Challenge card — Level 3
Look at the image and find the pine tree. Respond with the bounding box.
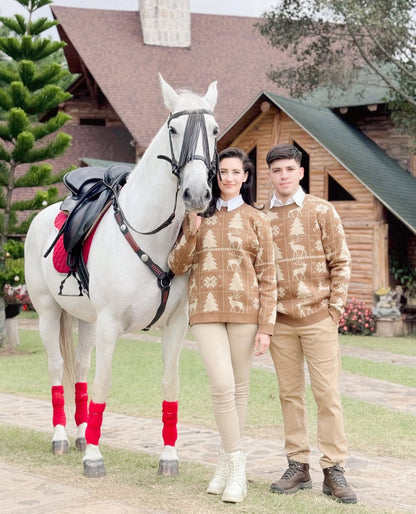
[0,0,72,346]
[202,251,217,271]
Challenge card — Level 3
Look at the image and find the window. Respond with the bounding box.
[328,174,355,201]
[80,118,106,126]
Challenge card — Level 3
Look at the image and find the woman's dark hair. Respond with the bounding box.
[204,147,260,216]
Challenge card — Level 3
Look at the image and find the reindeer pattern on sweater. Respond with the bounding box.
[168,204,277,334]
[267,195,351,327]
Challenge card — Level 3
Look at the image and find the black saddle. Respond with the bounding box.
[44,164,131,294]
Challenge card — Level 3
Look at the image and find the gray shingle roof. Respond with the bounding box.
[266,92,416,233]
[81,157,134,169]
[302,67,393,108]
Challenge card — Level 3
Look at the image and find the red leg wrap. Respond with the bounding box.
[85,400,106,446]
[75,382,88,426]
[162,400,178,446]
[51,385,66,427]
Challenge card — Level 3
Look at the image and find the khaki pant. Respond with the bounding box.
[192,322,257,453]
[270,317,348,469]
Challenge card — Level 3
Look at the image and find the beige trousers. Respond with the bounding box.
[270,317,348,469]
[192,322,257,453]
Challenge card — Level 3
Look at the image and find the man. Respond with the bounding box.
[266,143,357,504]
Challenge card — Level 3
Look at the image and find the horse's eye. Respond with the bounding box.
[213,126,219,136]
[169,126,177,135]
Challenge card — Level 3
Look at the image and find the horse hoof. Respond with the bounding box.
[83,459,106,478]
[158,459,179,476]
[52,440,69,455]
[75,437,86,452]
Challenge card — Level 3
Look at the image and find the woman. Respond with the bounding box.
[168,147,276,503]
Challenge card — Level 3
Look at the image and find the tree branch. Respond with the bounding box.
[363,26,416,83]
[347,26,416,107]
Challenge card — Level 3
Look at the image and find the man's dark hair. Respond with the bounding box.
[266,144,302,166]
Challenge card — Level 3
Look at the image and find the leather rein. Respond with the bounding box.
[112,108,217,330]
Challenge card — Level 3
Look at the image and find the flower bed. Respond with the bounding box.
[338,297,376,336]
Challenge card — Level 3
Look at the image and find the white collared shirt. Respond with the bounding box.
[270,187,305,208]
[216,195,244,212]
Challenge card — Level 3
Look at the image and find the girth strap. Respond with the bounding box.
[113,207,174,331]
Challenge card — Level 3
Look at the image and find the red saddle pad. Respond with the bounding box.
[52,211,97,273]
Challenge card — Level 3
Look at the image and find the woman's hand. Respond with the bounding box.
[187,212,202,235]
[254,332,270,356]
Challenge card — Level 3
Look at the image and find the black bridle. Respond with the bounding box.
[112,108,218,237]
[112,108,218,330]
[159,108,218,185]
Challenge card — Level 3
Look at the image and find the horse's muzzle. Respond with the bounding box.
[182,187,211,213]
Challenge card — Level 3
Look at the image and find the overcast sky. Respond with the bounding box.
[0,0,277,19]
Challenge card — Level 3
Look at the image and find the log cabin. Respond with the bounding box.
[14,2,416,313]
[218,92,416,308]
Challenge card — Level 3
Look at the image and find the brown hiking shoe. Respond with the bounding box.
[323,465,357,503]
[270,459,312,494]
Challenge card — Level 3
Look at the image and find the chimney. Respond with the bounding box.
[139,0,191,48]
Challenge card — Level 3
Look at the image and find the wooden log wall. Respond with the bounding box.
[62,98,122,127]
[228,105,388,306]
[355,113,416,177]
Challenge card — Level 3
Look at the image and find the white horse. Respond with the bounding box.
[24,75,218,478]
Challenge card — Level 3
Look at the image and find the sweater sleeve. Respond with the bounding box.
[254,213,277,334]
[319,204,351,322]
[168,214,198,275]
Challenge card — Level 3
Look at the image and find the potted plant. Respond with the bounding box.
[389,255,416,306]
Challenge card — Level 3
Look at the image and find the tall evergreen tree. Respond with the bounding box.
[0,0,72,346]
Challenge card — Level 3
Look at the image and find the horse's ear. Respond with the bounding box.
[204,81,218,110]
[159,73,179,112]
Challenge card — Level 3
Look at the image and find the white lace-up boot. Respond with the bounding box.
[207,446,229,494]
[222,451,247,503]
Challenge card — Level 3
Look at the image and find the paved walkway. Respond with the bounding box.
[1,320,416,512]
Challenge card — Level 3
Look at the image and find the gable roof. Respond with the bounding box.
[302,67,393,108]
[51,6,289,148]
[219,92,416,234]
[80,157,135,169]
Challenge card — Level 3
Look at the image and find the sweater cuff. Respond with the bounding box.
[328,307,341,325]
[258,323,274,336]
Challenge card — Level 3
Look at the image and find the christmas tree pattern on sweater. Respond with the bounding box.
[168,204,277,334]
[267,195,350,326]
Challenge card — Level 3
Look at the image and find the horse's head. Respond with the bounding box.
[159,74,219,213]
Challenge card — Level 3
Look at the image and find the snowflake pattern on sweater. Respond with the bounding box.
[267,195,351,327]
[168,204,277,334]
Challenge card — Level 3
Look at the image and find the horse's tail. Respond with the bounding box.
[60,310,76,422]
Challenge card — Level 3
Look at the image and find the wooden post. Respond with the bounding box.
[5,317,19,349]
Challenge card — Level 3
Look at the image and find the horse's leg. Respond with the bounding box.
[82,315,120,478]
[38,309,70,455]
[158,307,189,475]
[73,320,96,452]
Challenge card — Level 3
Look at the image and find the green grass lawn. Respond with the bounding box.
[1,327,415,461]
[0,322,414,513]
[0,424,391,514]
[339,333,416,355]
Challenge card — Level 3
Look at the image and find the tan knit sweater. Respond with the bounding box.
[267,195,351,327]
[168,204,277,334]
